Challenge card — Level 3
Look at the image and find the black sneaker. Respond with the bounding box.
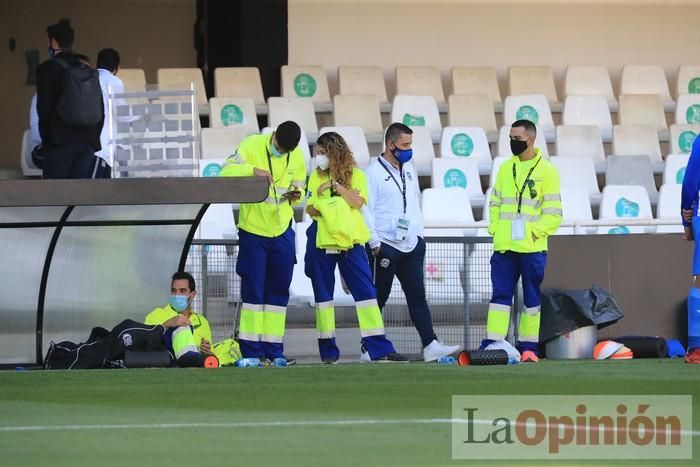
[374,352,410,363]
[322,357,339,365]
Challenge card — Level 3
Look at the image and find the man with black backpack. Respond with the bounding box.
[36,20,104,179]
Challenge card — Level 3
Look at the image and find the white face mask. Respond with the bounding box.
[316,154,330,171]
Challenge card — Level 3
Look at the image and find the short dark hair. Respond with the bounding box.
[511,119,538,137]
[171,271,196,291]
[275,121,301,152]
[47,20,74,49]
[385,122,413,145]
[97,48,120,72]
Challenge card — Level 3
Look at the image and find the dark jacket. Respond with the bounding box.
[36,51,103,150]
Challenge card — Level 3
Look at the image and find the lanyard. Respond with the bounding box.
[379,157,407,214]
[512,156,541,214]
[266,146,290,204]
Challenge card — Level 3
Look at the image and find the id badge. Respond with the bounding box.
[511,214,525,241]
[395,216,410,241]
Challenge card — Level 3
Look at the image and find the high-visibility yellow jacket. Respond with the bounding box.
[219,133,306,237]
[144,305,212,346]
[488,148,562,253]
[307,167,370,249]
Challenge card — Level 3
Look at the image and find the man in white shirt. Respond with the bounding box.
[364,123,461,362]
[94,48,124,178]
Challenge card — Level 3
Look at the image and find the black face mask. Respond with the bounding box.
[510,139,529,156]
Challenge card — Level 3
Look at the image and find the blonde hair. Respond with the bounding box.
[316,132,355,186]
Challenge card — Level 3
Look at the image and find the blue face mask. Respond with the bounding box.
[270,142,285,158]
[169,294,190,313]
[392,145,413,164]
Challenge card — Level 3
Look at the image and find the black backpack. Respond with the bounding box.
[54,56,103,127]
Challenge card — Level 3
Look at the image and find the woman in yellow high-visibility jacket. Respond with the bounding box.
[305,132,407,363]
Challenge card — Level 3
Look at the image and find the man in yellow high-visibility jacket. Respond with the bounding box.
[220,121,306,365]
[481,119,562,362]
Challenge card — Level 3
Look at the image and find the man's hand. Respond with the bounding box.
[372,246,381,257]
[163,314,191,328]
[199,338,212,355]
[683,208,694,224]
[282,190,302,202]
[253,168,273,183]
[684,225,694,241]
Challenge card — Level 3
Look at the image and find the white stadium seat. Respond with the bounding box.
[440,126,492,175]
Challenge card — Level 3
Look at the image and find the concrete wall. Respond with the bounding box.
[288,0,700,97]
[544,235,692,342]
[0,0,196,169]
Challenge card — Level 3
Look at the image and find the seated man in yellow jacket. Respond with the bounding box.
[145,271,240,366]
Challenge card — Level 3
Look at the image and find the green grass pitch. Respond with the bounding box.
[0,360,698,466]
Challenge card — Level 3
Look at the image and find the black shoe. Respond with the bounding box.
[374,352,410,363]
[322,357,339,364]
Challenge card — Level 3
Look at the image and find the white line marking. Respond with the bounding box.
[1,418,699,436]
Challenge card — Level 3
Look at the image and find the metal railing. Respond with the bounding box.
[185,236,499,354]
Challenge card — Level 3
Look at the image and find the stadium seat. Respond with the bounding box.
[676,65,700,97]
[281,65,331,111]
[620,65,673,107]
[618,94,668,132]
[564,66,616,109]
[267,96,319,143]
[669,124,700,154]
[431,158,485,207]
[157,67,208,107]
[261,126,312,174]
[450,66,501,105]
[198,157,238,237]
[118,68,146,90]
[488,156,509,188]
[675,94,700,125]
[395,66,445,104]
[598,184,653,234]
[605,155,659,203]
[502,94,555,142]
[391,95,442,142]
[213,67,266,106]
[447,94,498,137]
[497,126,549,158]
[332,94,384,142]
[337,66,389,106]
[555,125,606,168]
[20,129,41,177]
[209,97,259,133]
[656,184,684,233]
[318,126,371,168]
[550,157,601,206]
[561,95,613,142]
[662,153,690,185]
[401,126,435,176]
[440,126,492,175]
[559,187,594,235]
[422,187,475,222]
[200,127,251,159]
[612,124,664,167]
[507,66,559,104]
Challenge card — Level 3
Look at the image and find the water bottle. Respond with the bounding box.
[436,355,456,365]
[271,357,288,367]
[234,357,262,368]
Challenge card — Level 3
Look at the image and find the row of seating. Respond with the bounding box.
[202,92,700,145]
[122,64,700,110]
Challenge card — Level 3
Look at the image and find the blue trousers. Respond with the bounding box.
[236,227,295,359]
[304,222,395,360]
[486,251,547,354]
[367,238,437,348]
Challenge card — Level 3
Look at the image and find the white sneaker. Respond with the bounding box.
[360,350,372,363]
[423,339,462,362]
